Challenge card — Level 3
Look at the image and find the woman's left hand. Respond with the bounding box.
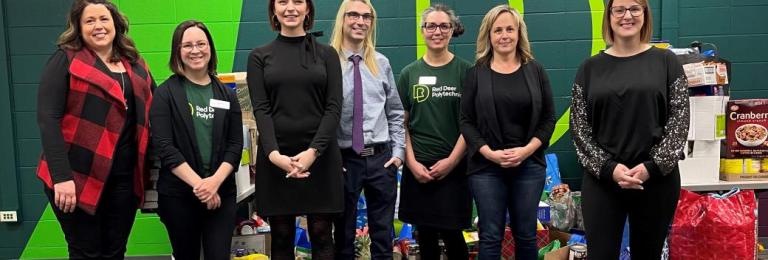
[429,157,458,180]
[504,146,534,166]
[194,175,223,202]
[287,148,317,178]
[626,164,651,183]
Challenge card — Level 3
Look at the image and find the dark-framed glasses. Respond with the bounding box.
[610,5,644,18]
[422,23,452,33]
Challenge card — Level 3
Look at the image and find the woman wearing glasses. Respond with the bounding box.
[150,20,243,259]
[397,4,472,260]
[570,0,688,258]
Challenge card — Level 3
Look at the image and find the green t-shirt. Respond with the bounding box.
[397,56,472,162]
[184,79,214,176]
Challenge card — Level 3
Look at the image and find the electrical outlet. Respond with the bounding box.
[0,211,18,222]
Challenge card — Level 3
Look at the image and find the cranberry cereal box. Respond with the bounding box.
[727,99,768,158]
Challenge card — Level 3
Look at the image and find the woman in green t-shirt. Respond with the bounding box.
[397,4,473,259]
[149,20,243,259]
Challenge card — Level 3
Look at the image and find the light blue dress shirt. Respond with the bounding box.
[337,48,405,160]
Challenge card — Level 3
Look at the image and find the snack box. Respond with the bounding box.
[726,99,768,158]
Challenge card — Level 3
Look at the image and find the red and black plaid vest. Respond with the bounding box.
[36,48,153,215]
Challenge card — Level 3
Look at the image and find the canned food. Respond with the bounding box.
[746,158,762,174]
[569,243,587,260]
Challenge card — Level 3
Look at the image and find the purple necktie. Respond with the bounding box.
[350,55,364,154]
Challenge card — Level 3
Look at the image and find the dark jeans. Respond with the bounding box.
[417,226,468,260]
[468,159,545,260]
[157,193,236,260]
[582,169,680,260]
[45,174,138,260]
[334,146,397,260]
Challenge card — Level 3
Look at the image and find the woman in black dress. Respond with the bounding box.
[570,0,689,259]
[247,0,343,259]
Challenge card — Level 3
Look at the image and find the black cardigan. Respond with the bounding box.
[150,74,243,197]
[460,60,556,174]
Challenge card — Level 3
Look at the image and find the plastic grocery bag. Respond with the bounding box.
[537,240,560,260]
[669,188,756,260]
[544,153,562,192]
[547,191,575,231]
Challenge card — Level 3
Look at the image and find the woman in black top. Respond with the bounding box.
[150,20,243,260]
[460,5,555,260]
[247,0,343,259]
[36,0,155,258]
[570,0,689,259]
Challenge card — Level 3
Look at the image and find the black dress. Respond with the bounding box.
[247,34,344,216]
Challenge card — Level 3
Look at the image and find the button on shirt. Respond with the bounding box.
[338,49,405,160]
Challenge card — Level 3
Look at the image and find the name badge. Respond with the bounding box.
[418,76,437,85]
[210,99,230,110]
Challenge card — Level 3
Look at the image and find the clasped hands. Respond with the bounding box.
[612,163,650,190]
[485,146,534,168]
[269,149,317,179]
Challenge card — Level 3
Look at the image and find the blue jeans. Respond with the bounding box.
[468,159,546,260]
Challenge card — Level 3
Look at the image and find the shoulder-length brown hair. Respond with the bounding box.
[57,0,139,63]
[169,20,218,76]
[475,5,534,66]
[268,0,315,31]
[603,0,653,45]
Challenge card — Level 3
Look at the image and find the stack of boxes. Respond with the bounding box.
[721,99,768,181]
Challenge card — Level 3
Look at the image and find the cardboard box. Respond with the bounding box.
[231,233,271,255]
[720,172,768,181]
[679,157,720,185]
[543,246,570,260]
[217,72,254,121]
[689,96,728,140]
[726,99,768,158]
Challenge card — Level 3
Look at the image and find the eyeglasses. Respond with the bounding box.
[180,42,209,51]
[345,12,374,22]
[610,5,644,18]
[422,23,452,33]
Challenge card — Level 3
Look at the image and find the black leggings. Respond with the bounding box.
[581,170,680,260]
[270,214,335,260]
[417,226,468,260]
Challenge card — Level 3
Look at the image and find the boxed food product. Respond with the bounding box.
[726,99,768,158]
[217,72,254,121]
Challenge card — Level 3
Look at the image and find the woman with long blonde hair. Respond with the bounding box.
[460,5,554,260]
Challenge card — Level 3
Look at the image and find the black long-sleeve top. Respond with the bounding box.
[461,60,556,174]
[570,47,689,180]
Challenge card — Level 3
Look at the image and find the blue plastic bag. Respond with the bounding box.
[544,154,562,192]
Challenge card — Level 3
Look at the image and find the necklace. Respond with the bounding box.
[119,72,128,110]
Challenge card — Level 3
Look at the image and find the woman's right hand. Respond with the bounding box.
[269,151,295,174]
[53,180,77,213]
[204,193,221,210]
[481,147,515,168]
[407,159,434,183]
[612,163,644,190]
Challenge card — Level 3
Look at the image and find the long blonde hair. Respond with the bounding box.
[475,5,533,65]
[329,0,379,76]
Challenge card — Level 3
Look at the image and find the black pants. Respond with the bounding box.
[45,174,138,260]
[582,170,680,260]
[157,193,236,260]
[417,226,468,260]
[270,214,335,260]
[335,146,397,260]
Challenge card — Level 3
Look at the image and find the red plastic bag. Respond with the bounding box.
[669,189,756,260]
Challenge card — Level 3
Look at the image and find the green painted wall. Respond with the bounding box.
[1,0,767,258]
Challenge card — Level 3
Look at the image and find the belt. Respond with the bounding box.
[342,143,389,157]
